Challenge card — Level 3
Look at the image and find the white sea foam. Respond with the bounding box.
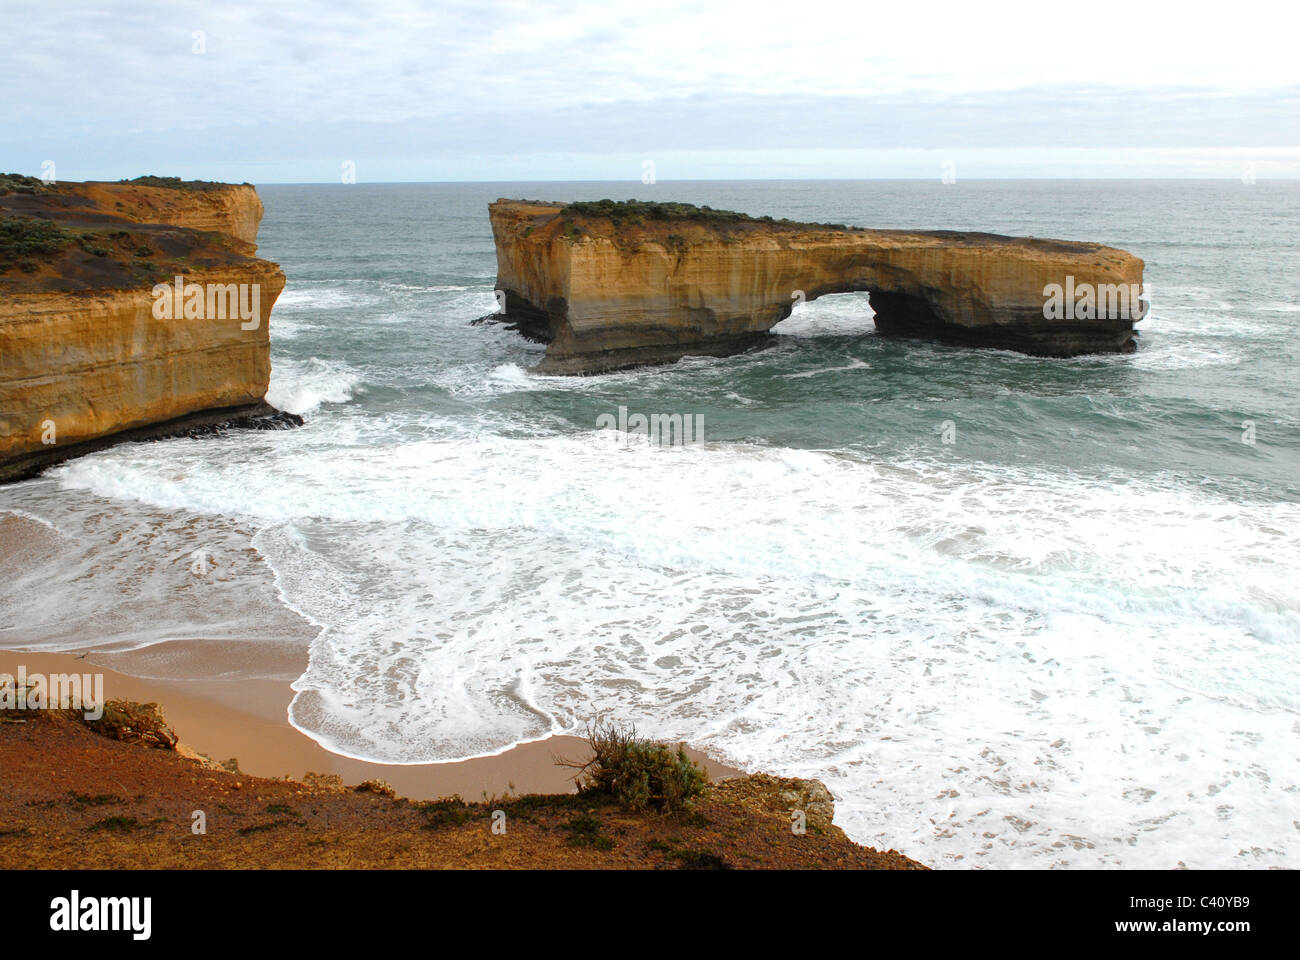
[273,285,382,311]
[7,182,1298,872]
[0,507,63,533]
[42,420,1300,869]
[774,294,876,338]
[268,316,315,340]
[782,357,872,378]
[0,491,315,669]
[266,356,362,415]
[431,361,558,398]
[1127,337,1242,370]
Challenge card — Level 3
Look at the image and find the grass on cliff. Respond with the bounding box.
[0,217,127,272]
[0,217,73,272]
[558,198,857,232]
[0,216,178,277]
[120,175,246,191]
[558,721,708,814]
[0,173,48,196]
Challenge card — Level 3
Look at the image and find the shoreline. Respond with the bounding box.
[0,690,924,869]
[0,648,744,801]
[1,518,922,868]
[0,509,745,799]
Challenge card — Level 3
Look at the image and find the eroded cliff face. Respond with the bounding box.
[489,200,1146,374]
[90,180,265,250]
[0,178,287,482]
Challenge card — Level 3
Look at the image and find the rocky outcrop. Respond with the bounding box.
[0,177,290,482]
[488,199,1146,374]
[84,700,179,751]
[85,179,265,250]
[724,774,839,833]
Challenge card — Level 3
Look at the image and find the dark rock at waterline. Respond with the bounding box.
[0,402,304,484]
[176,408,305,440]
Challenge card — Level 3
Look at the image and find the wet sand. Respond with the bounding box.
[0,648,742,799]
[0,508,742,798]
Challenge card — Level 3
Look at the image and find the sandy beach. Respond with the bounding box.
[0,648,741,801]
[1,515,921,871]
[0,508,740,798]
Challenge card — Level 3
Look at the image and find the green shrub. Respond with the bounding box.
[561,814,615,849]
[0,173,46,196]
[558,198,858,232]
[119,175,232,191]
[561,720,708,814]
[87,816,138,832]
[0,216,69,270]
[0,219,149,271]
[419,798,474,829]
[76,233,109,256]
[69,793,126,807]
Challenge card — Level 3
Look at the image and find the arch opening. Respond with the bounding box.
[772,290,875,339]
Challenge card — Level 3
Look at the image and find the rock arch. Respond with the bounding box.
[488,200,1146,375]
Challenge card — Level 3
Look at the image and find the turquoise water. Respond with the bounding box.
[2,180,1298,868]
[260,180,1300,496]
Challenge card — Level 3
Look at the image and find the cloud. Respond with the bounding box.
[2,0,1297,180]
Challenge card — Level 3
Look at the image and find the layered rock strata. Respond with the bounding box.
[487,199,1146,374]
[0,177,291,482]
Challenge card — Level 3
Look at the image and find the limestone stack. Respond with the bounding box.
[0,177,290,482]
[488,199,1146,374]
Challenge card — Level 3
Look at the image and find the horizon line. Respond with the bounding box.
[138,176,1300,186]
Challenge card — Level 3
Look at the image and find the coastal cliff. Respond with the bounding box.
[0,176,291,482]
[488,199,1146,374]
[91,178,265,250]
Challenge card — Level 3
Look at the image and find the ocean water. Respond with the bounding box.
[3,180,1299,869]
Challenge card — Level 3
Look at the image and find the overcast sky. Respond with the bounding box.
[4,0,1298,181]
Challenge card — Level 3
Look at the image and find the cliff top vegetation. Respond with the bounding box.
[553,198,861,232]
